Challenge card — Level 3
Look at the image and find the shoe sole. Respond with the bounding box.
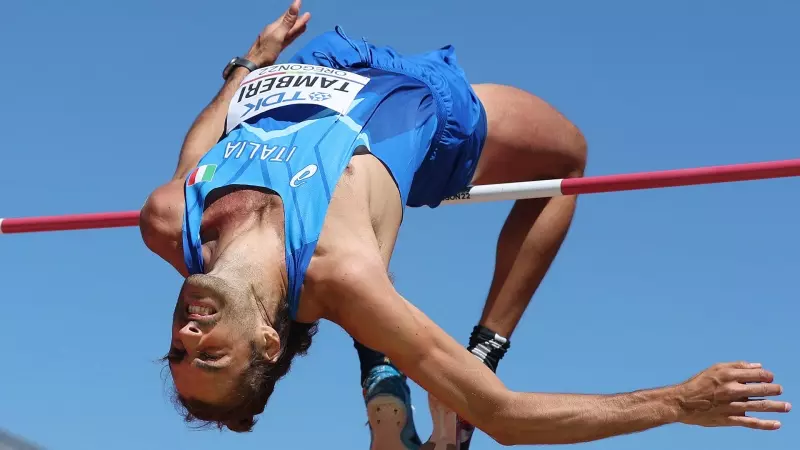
[421,395,458,450]
[367,395,414,450]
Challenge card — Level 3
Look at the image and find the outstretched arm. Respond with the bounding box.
[323,258,790,445]
[139,65,254,275]
[172,0,311,180]
[170,67,252,181]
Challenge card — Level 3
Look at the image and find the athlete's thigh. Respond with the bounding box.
[470,83,587,186]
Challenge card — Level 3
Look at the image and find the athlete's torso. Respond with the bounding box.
[193,152,402,323]
[182,63,435,318]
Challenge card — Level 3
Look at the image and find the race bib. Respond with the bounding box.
[226,63,371,134]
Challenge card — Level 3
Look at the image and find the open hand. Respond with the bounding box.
[677,361,791,430]
[244,0,311,68]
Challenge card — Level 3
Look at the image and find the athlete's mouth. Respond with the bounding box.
[186,301,218,320]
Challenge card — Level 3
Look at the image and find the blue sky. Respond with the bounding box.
[0,0,797,449]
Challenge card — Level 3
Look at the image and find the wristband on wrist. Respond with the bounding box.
[222,57,258,80]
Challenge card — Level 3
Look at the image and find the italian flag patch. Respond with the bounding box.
[187,164,217,186]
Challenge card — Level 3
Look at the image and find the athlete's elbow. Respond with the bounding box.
[482,417,517,447]
[139,183,183,256]
[489,426,539,447]
[140,194,167,245]
[478,393,551,447]
[466,392,520,446]
[484,423,533,447]
[139,199,160,249]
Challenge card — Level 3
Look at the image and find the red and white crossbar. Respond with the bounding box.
[2,158,799,235]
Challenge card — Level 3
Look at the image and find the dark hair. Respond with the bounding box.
[165,308,318,432]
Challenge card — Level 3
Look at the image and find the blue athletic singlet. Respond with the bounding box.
[182,27,488,319]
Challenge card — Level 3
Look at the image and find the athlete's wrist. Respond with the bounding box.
[243,51,276,70]
[645,385,684,425]
[223,66,252,86]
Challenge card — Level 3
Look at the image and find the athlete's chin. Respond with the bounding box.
[180,274,237,309]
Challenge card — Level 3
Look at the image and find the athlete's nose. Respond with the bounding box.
[178,323,203,350]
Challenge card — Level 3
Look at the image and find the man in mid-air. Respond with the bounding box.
[139,1,790,448]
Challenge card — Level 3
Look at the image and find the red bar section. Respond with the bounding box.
[561,158,800,195]
[0,211,140,234]
[3,158,800,235]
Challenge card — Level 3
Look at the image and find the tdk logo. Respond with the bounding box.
[242,91,332,116]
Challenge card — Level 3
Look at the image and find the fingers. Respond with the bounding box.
[717,363,780,399]
[284,20,309,47]
[724,368,774,383]
[723,399,790,430]
[725,415,782,430]
[280,0,301,28]
[721,361,762,370]
[734,382,784,398]
[729,400,792,414]
[288,12,311,38]
[295,11,311,29]
[276,0,309,45]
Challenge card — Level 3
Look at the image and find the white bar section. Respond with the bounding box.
[440,179,564,205]
[0,218,4,234]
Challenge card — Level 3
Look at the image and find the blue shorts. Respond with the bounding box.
[287,26,488,208]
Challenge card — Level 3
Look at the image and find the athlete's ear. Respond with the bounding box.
[258,324,281,362]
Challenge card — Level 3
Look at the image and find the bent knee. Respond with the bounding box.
[559,124,587,178]
[473,83,587,181]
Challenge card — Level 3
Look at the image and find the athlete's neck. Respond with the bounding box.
[202,191,288,321]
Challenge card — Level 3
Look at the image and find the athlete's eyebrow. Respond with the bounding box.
[192,359,229,372]
[166,344,230,372]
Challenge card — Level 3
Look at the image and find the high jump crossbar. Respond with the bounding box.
[1,158,799,235]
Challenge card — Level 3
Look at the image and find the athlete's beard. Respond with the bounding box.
[189,227,286,329]
[172,278,235,343]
